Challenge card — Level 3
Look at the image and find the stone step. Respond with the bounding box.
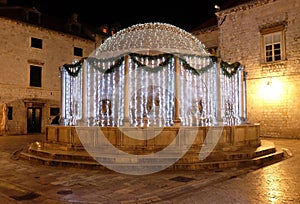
[252,150,285,166]
[21,140,280,167]
[25,142,276,163]
[19,148,285,172]
[19,139,285,171]
[26,148,96,162]
[180,146,276,163]
[24,148,275,165]
[172,150,285,170]
[19,152,103,170]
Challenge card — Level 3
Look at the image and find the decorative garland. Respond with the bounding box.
[103,56,124,74]
[178,58,200,75]
[62,57,86,77]
[61,53,241,78]
[130,53,173,66]
[220,61,241,78]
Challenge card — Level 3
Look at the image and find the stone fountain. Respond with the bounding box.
[20,23,284,175]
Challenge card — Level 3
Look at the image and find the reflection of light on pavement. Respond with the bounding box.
[261,168,283,203]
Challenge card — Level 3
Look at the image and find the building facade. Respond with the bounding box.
[192,0,300,138]
[0,4,107,135]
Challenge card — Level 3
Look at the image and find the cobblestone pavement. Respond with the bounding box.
[0,134,299,204]
[159,138,300,204]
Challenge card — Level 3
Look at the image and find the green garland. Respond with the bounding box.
[178,58,200,75]
[129,53,173,73]
[61,53,240,78]
[104,56,125,74]
[86,55,125,74]
[220,61,241,78]
[62,57,86,77]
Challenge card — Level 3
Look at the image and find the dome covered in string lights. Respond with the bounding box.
[61,22,245,128]
[94,22,210,58]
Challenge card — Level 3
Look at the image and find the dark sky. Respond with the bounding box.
[8,0,225,31]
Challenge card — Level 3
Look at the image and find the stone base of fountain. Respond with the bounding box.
[19,124,285,171]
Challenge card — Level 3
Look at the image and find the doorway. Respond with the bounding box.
[27,107,41,133]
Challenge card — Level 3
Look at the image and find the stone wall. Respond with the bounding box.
[0,17,98,135]
[216,0,300,138]
[192,26,219,53]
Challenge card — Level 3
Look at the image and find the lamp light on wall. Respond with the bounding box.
[214,5,220,12]
[261,77,284,102]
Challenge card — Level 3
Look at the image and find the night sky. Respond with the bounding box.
[8,0,226,31]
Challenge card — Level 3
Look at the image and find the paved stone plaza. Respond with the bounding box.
[0,134,299,203]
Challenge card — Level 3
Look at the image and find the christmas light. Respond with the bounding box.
[61,22,245,127]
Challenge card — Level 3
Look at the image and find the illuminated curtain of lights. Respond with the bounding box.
[60,66,82,126]
[60,23,246,127]
[220,67,244,125]
[60,59,244,127]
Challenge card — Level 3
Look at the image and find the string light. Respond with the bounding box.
[96,22,210,59]
[61,22,245,127]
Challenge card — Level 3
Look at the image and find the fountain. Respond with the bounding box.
[21,23,283,175]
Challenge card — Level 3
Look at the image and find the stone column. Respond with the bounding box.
[237,67,243,122]
[216,58,222,125]
[60,67,67,125]
[242,70,248,123]
[81,60,88,126]
[174,56,181,126]
[122,55,130,126]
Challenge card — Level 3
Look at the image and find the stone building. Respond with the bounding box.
[0,1,110,135]
[192,0,300,138]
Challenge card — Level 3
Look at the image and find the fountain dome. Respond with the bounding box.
[95,22,210,58]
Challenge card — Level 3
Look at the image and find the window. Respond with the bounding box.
[74,47,83,57]
[260,24,285,63]
[8,106,13,120]
[50,108,60,116]
[30,65,42,87]
[264,32,282,62]
[31,37,43,49]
